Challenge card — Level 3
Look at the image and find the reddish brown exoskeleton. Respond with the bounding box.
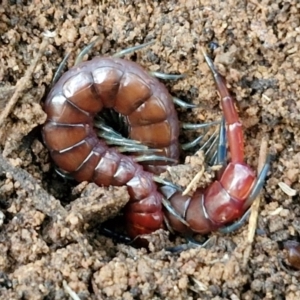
[42,42,269,239]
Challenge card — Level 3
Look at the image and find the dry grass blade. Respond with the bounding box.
[243,137,269,268]
[182,166,205,196]
[63,280,81,300]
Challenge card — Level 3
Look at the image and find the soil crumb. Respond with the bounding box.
[1,0,300,299]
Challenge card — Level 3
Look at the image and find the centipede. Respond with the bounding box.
[42,41,270,240]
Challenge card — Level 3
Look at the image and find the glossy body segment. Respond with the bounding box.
[43,48,268,240]
[43,57,180,237]
[163,51,265,235]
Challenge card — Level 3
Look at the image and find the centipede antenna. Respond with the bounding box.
[217,116,227,166]
[113,41,155,58]
[181,134,206,151]
[150,72,185,81]
[172,97,197,108]
[162,198,190,227]
[52,51,71,85]
[218,208,251,234]
[153,176,183,191]
[181,120,220,130]
[242,154,271,210]
[134,154,177,164]
[75,37,101,65]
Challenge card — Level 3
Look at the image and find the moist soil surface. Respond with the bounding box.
[0,1,300,299]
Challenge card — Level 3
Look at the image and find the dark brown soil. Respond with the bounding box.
[0,0,300,299]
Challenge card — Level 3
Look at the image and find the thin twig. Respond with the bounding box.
[182,166,205,196]
[243,137,269,268]
[63,280,81,300]
[0,35,50,142]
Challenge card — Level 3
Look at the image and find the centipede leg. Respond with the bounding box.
[94,117,151,150]
[52,38,101,85]
[242,155,271,209]
[181,128,210,151]
[94,116,180,161]
[200,128,220,164]
[75,38,154,66]
[150,72,185,81]
[75,37,102,65]
[183,117,220,174]
[149,58,196,110]
[218,208,251,234]
[216,117,227,167]
[153,176,182,192]
[134,154,177,164]
[112,41,155,58]
[149,71,194,109]
[95,113,179,164]
[52,52,71,85]
[181,120,220,152]
[172,97,197,108]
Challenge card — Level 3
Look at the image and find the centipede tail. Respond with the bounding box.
[162,49,268,235]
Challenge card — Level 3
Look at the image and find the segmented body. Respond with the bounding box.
[43,51,263,239]
[42,57,180,237]
[162,54,258,235]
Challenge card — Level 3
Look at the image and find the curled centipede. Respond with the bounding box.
[42,41,270,240]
